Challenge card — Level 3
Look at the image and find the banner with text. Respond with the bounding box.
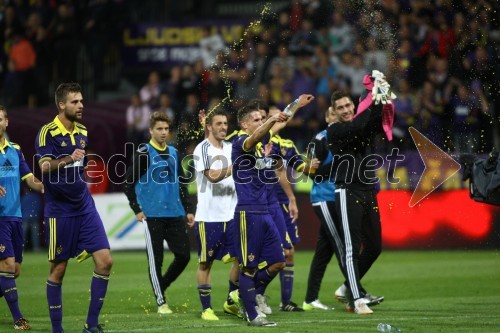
[122,19,248,66]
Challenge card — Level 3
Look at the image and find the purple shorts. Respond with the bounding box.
[280,203,300,244]
[234,210,285,268]
[269,204,292,249]
[45,210,110,261]
[195,220,236,263]
[0,221,24,263]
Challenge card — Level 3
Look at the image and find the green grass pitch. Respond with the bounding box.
[1,250,499,332]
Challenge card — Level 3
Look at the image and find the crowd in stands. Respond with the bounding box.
[0,0,128,107]
[0,0,497,156]
[126,0,498,155]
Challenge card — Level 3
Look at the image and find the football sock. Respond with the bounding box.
[280,264,294,304]
[255,268,277,295]
[0,272,22,322]
[46,280,63,333]
[86,272,110,327]
[239,272,258,321]
[198,284,212,310]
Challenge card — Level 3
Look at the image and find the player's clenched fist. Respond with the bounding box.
[297,94,315,108]
[70,148,85,162]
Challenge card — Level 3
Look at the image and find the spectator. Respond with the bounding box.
[289,19,320,56]
[392,79,419,150]
[327,12,354,55]
[25,12,50,106]
[126,93,151,149]
[199,25,225,69]
[140,70,162,109]
[156,93,176,126]
[47,2,78,81]
[4,29,36,107]
[364,39,388,74]
[450,84,481,153]
[269,43,296,81]
[419,80,445,147]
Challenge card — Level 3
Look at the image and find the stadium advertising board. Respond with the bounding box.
[93,193,149,250]
[94,189,500,251]
[122,19,248,66]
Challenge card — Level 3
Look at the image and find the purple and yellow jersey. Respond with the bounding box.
[0,140,33,222]
[231,131,276,211]
[35,116,95,217]
[225,129,245,144]
[270,135,306,204]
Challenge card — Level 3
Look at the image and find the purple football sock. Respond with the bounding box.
[0,272,22,322]
[86,272,109,328]
[255,268,277,295]
[198,284,212,310]
[280,264,294,304]
[46,280,63,333]
[239,272,258,321]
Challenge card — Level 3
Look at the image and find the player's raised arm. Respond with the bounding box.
[244,112,289,151]
[271,94,315,134]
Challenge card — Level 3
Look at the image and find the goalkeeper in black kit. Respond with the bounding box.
[326,71,396,314]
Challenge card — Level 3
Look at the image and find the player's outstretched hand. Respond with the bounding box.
[297,94,315,108]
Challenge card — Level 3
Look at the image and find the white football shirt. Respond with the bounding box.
[193,138,236,222]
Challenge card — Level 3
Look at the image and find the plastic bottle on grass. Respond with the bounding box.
[377,323,401,333]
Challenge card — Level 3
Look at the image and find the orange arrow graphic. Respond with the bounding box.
[408,127,461,207]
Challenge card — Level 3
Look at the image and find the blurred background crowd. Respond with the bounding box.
[1,0,498,155]
[1,0,498,251]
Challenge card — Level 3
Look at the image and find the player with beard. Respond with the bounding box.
[35,83,113,333]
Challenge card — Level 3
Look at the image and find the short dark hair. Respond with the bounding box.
[330,90,351,106]
[0,105,7,118]
[149,111,171,129]
[237,104,258,125]
[55,83,82,109]
[246,99,269,115]
[206,109,227,126]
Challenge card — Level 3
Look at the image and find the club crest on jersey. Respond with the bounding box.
[248,253,255,262]
[61,141,67,147]
[281,147,287,156]
[57,245,63,254]
[208,249,214,257]
[80,138,86,148]
[0,244,5,253]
